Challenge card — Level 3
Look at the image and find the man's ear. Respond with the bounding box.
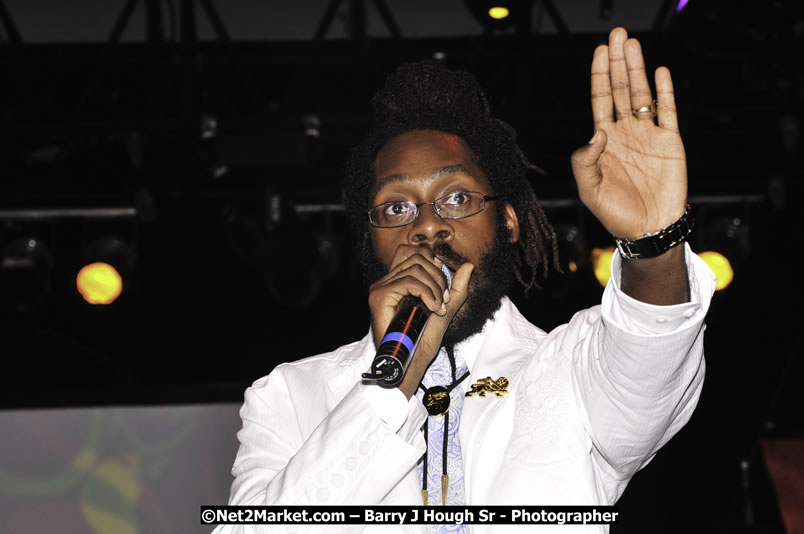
[504,203,520,243]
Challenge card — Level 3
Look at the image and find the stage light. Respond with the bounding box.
[76,262,123,305]
[77,236,135,306]
[676,0,689,12]
[698,251,733,291]
[0,236,53,312]
[488,6,510,19]
[591,247,616,287]
[463,0,532,31]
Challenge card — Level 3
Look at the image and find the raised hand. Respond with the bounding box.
[571,27,687,240]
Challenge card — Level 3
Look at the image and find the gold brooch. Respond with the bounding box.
[465,376,509,397]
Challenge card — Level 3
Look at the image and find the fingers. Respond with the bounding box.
[607,27,632,121]
[395,261,474,399]
[416,262,474,345]
[368,244,473,356]
[371,246,449,315]
[591,44,613,127]
[446,262,474,303]
[387,245,446,286]
[388,245,449,301]
[655,66,679,132]
[595,28,661,124]
[570,129,607,202]
[624,38,653,121]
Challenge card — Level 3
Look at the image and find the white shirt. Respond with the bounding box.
[215,244,716,533]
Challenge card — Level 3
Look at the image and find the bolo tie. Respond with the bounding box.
[418,346,470,506]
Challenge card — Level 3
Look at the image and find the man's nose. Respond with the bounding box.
[407,203,453,245]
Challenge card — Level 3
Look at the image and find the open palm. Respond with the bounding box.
[571,28,687,240]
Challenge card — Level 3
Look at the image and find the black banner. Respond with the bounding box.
[201,505,619,526]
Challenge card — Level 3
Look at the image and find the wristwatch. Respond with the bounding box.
[614,204,694,259]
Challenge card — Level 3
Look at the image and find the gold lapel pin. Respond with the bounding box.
[466,376,509,397]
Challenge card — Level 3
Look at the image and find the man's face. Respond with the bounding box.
[363,129,520,348]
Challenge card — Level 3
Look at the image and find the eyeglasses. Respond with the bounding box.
[367,191,498,228]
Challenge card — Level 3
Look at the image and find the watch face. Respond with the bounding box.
[423,386,450,416]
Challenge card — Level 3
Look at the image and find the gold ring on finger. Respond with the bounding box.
[632,99,657,118]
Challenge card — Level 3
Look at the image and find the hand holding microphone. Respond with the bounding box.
[364,245,474,398]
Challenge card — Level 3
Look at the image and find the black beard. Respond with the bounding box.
[360,215,515,350]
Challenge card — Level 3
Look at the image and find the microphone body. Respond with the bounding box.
[362,264,454,388]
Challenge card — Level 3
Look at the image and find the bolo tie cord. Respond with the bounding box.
[418,346,470,506]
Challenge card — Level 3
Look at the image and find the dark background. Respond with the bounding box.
[0,0,801,532]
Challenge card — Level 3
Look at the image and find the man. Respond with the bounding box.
[215,28,716,533]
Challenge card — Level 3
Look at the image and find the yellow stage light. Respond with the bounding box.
[76,262,123,305]
[488,6,510,19]
[591,247,615,287]
[699,251,734,290]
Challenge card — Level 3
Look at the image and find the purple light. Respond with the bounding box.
[676,0,689,12]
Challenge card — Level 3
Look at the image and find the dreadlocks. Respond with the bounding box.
[342,60,559,293]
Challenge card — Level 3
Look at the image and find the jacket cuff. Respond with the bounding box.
[361,383,428,439]
[603,242,717,335]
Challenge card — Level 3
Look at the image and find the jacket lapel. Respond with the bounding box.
[459,299,539,501]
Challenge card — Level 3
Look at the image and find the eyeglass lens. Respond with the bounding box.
[370,192,486,227]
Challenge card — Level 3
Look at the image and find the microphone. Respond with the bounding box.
[362,263,454,388]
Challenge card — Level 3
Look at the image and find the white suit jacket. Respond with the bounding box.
[216,245,716,533]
